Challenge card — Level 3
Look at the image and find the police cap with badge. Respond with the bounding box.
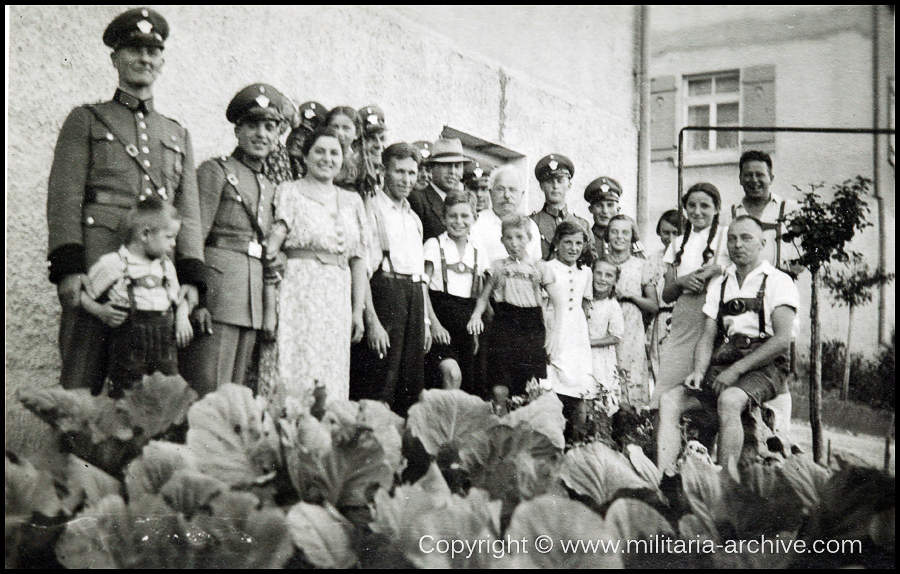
[584,176,623,205]
[534,153,574,182]
[226,84,293,125]
[412,141,433,165]
[359,105,386,137]
[463,161,492,188]
[104,7,169,50]
[297,101,327,132]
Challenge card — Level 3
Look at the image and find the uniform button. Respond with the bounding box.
[136,111,144,119]
[106,133,114,141]
[141,146,150,154]
[86,217,95,225]
[145,188,153,195]
[143,160,151,167]
[144,174,151,181]
[140,134,148,141]
[139,122,147,129]
[236,195,242,203]
[175,146,181,153]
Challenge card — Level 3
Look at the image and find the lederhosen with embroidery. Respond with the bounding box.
[691,274,790,406]
[348,198,424,416]
[425,239,482,393]
[486,260,547,396]
[106,256,178,397]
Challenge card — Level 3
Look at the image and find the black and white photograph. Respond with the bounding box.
[6,5,895,569]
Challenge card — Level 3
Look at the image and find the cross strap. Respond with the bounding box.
[83,104,167,198]
[215,157,267,244]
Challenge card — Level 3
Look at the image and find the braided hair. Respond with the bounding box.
[673,182,721,269]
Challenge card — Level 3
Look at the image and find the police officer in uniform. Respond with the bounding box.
[286,101,328,179]
[531,154,593,260]
[47,8,204,392]
[179,84,292,396]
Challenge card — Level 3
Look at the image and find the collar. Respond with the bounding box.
[114,89,154,114]
[543,203,569,219]
[232,147,264,173]
[725,259,774,284]
[592,223,607,237]
[119,245,164,266]
[428,181,448,202]
[740,192,781,211]
[377,188,411,213]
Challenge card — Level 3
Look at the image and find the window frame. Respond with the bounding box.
[682,70,742,166]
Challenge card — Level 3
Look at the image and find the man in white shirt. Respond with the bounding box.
[470,165,542,264]
[656,216,800,479]
[350,143,432,416]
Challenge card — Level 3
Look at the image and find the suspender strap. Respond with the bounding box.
[775,200,786,268]
[439,242,449,294]
[717,273,769,339]
[472,247,480,298]
[215,158,267,244]
[83,105,166,196]
[368,197,393,272]
[717,276,728,337]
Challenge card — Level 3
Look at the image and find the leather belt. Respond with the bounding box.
[376,269,426,283]
[206,236,264,259]
[722,333,767,349]
[284,248,347,268]
[87,190,136,209]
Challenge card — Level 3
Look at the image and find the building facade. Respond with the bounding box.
[648,5,895,356]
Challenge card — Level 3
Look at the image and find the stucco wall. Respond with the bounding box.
[648,9,895,355]
[6,5,637,454]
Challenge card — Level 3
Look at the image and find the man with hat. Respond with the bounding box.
[408,137,468,241]
[463,161,492,214]
[47,7,204,392]
[411,141,434,195]
[286,101,327,179]
[585,175,624,260]
[179,83,291,395]
[531,154,593,260]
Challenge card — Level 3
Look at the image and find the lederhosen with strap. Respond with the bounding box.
[348,198,424,416]
[486,259,547,396]
[426,239,482,393]
[106,255,178,396]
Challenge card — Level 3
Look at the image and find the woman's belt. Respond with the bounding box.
[206,236,264,259]
[284,248,347,268]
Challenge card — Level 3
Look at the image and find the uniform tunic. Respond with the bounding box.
[46,89,204,391]
[530,204,593,260]
[179,148,275,394]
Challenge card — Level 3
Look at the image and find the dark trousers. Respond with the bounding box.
[485,302,546,396]
[425,291,478,394]
[59,304,110,393]
[350,272,425,416]
[179,322,258,397]
[107,309,178,396]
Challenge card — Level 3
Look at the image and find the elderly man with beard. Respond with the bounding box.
[351,143,433,416]
[470,165,542,264]
[47,7,204,393]
[655,216,800,479]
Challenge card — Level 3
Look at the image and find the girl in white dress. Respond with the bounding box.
[544,222,594,439]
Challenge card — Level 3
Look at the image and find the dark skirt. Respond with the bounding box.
[485,301,546,396]
[426,290,478,393]
[108,309,177,397]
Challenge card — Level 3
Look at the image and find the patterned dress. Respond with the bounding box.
[258,179,369,413]
[614,256,656,407]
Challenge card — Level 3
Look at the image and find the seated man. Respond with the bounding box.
[656,216,800,479]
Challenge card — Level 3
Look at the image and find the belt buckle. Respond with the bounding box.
[248,241,263,259]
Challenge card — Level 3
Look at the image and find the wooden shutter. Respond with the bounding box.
[651,75,677,162]
[741,65,776,151]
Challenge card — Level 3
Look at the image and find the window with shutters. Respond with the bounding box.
[684,71,741,154]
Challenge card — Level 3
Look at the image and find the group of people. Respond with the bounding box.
[47,8,802,476]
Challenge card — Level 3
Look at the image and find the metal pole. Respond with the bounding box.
[677,129,684,231]
[872,5,886,346]
[636,5,651,241]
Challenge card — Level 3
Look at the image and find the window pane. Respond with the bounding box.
[688,78,712,96]
[715,75,740,93]
[717,102,739,125]
[688,105,710,150]
[717,131,738,149]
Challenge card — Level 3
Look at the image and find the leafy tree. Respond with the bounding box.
[822,257,894,400]
[783,176,873,464]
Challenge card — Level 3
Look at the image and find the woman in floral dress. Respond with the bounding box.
[259,127,369,413]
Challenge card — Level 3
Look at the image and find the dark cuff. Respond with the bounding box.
[48,244,87,284]
[175,258,207,295]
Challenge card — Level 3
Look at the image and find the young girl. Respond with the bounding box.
[80,197,194,397]
[605,215,658,407]
[652,183,729,407]
[468,215,556,408]
[588,260,625,409]
[647,210,681,390]
[544,221,594,438]
[424,191,489,393]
